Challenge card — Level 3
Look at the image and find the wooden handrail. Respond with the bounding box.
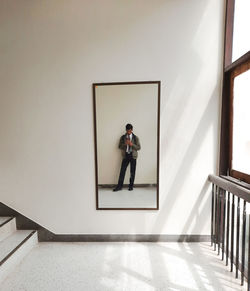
[208,175,250,203]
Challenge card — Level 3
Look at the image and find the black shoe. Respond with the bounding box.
[128,186,133,191]
[113,187,122,192]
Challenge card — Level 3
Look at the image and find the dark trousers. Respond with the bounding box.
[117,153,136,188]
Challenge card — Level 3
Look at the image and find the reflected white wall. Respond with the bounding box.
[95,84,158,184]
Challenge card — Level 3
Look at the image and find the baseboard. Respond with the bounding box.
[98,184,157,188]
[38,232,211,242]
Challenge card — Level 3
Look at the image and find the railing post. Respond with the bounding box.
[215,185,218,251]
[218,188,222,256]
[248,214,250,291]
[211,183,215,247]
[241,200,246,286]
[231,194,235,272]
[226,192,230,266]
[222,190,226,261]
[236,197,240,278]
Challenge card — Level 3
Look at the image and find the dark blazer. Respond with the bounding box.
[118,133,141,159]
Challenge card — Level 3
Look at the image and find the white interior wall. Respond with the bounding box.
[0,0,224,234]
[95,84,158,184]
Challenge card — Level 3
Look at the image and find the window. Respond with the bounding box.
[230,61,250,182]
[220,0,250,183]
[232,0,250,61]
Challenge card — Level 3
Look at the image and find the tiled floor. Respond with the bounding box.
[1,242,247,291]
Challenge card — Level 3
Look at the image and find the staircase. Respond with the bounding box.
[0,216,38,283]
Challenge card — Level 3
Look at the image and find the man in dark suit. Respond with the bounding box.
[113,124,141,191]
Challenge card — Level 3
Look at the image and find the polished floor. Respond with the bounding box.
[1,242,247,290]
[98,187,157,208]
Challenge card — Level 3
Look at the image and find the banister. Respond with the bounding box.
[208,174,250,202]
[209,174,250,288]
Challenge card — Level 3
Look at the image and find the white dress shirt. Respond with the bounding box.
[126,133,132,153]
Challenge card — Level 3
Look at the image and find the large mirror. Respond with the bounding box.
[93,81,160,210]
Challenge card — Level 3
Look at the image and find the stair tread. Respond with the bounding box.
[0,217,12,225]
[0,230,35,262]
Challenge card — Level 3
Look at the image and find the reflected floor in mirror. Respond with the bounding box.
[98,186,157,208]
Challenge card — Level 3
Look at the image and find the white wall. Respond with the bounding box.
[0,0,224,235]
[95,83,158,184]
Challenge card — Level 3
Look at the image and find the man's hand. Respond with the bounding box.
[125,139,133,146]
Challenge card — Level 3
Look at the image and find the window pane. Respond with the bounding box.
[232,69,250,174]
[232,0,250,62]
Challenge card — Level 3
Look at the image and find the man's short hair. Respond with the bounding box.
[126,123,133,130]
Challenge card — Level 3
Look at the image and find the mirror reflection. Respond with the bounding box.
[93,81,160,209]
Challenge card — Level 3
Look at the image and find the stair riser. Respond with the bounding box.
[0,219,16,242]
[0,231,38,283]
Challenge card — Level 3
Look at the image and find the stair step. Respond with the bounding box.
[0,230,38,283]
[0,217,16,242]
[0,217,13,227]
[0,230,36,263]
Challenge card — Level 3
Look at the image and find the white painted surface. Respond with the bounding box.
[0,218,16,242]
[0,0,224,234]
[1,242,246,290]
[0,231,38,284]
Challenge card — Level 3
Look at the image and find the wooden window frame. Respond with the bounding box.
[229,57,250,183]
[219,0,250,184]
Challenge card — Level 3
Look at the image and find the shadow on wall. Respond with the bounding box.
[148,0,223,234]
[156,87,220,234]
[120,0,223,234]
